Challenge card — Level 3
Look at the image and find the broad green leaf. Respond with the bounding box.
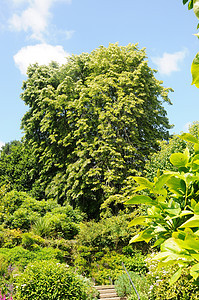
[152,251,170,260]
[180,215,199,228]
[178,133,199,144]
[194,203,199,214]
[180,210,194,217]
[175,237,199,251]
[191,198,197,209]
[167,176,186,196]
[183,0,189,4]
[165,208,181,216]
[188,0,193,10]
[153,238,165,247]
[129,232,152,243]
[191,53,199,88]
[130,228,154,243]
[190,263,199,280]
[128,216,150,227]
[170,153,188,168]
[132,177,153,190]
[194,143,199,153]
[154,173,172,192]
[190,154,199,171]
[161,238,187,254]
[125,195,155,206]
[169,268,182,285]
[191,253,199,261]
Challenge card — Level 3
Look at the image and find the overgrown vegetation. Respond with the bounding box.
[2,41,199,299]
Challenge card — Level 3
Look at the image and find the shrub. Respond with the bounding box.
[0,191,83,235]
[115,271,149,300]
[74,249,147,285]
[14,260,97,300]
[0,228,22,248]
[0,246,65,270]
[76,214,138,250]
[146,254,199,300]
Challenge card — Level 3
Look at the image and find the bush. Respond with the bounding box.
[0,228,22,248]
[76,214,138,250]
[146,254,199,300]
[115,271,149,300]
[0,246,65,270]
[14,260,97,300]
[0,191,83,235]
[74,249,147,285]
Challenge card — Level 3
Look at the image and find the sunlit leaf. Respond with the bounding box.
[170,152,189,168]
[178,133,199,144]
[191,53,199,88]
[180,215,199,228]
[190,263,199,280]
[125,195,155,205]
[132,177,154,189]
[128,216,150,227]
[169,268,182,285]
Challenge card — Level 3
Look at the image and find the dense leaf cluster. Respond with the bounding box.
[18,43,172,217]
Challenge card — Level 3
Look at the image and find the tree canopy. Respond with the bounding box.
[19,43,172,218]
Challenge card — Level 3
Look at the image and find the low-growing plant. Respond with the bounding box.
[0,246,65,270]
[0,228,22,248]
[115,271,149,300]
[74,249,147,285]
[146,253,199,300]
[76,213,138,250]
[14,260,97,300]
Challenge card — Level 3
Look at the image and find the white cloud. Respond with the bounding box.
[151,49,188,76]
[0,141,5,150]
[183,122,192,133]
[9,0,72,41]
[13,43,70,75]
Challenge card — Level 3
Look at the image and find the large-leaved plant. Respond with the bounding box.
[126,132,199,283]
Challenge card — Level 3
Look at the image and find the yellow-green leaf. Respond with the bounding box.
[169,268,182,285]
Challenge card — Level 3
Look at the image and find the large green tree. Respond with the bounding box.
[21,43,172,218]
[0,141,37,193]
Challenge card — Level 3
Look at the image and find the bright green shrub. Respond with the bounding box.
[115,271,149,299]
[0,190,83,238]
[74,249,147,285]
[0,228,22,248]
[0,246,65,270]
[146,255,199,300]
[21,232,46,250]
[77,214,137,250]
[42,212,79,239]
[14,260,97,300]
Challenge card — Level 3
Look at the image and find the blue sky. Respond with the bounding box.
[0,0,199,148]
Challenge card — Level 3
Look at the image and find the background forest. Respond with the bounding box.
[1,41,199,299]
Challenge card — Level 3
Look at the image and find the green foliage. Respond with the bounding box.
[74,247,147,285]
[20,43,172,217]
[0,227,22,248]
[0,246,65,270]
[0,190,83,239]
[14,260,97,300]
[0,141,37,193]
[76,214,138,250]
[127,132,199,282]
[182,0,199,87]
[145,121,199,181]
[146,254,199,299]
[115,271,149,300]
